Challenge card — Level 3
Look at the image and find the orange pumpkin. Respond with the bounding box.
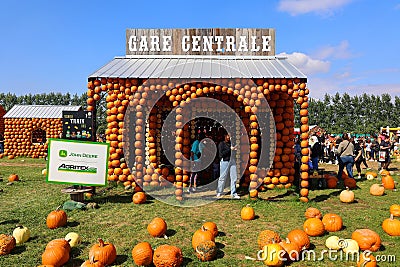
[351,229,381,252]
[257,230,281,249]
[8,174,19,182]
[241,204,255,220]
[46,207,67,229]
[357,253,377,267]
[304,207,322,219]
[369,184,385,196]
[382,175,395,189]
[81,256,105,267]
[322,213,343,232]
[192,226,215,250]
[287,229,310,249]
[147,217,167,238]
[0,234,16,255]
[153,244,183,267]
[88,238,117,266]
[201,222,218,238]
[390,204,400,217]
[382,214,400,236]
[132,192,147,204]
[132,242,153,266]
[303,218,325,236]
[279,238,300,262]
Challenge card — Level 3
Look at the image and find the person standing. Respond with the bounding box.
[188,132,205,193]
[309,135,321,173]
[354,138,370,179]
[216,133,240,199]
[378,134,391,170]
[337,133,355,180]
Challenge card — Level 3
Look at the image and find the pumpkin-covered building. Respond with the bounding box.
[0,105,5,135]
[87,28,311,202]
[3,105,81,158]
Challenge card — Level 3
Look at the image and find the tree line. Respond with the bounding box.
[1,92,399,135]
[294,93,400,134]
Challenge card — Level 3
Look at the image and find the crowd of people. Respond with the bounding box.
[295,131,400,181]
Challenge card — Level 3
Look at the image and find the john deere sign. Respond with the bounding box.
[47,139,109,186]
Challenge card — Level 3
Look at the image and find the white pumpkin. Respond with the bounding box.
[65,232,81,247]
[12,224,31,244]
[325,236,340,250]
[342,239,359,253]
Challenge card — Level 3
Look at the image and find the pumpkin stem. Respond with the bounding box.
[390,214,394,220]
[56,205,62,211]
[90,255,97,264]
[15,224,23,229]
[345,186,350,191]
[163,234,168,239]
[98,238,105,247]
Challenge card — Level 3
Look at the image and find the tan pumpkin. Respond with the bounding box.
[0,234,16,255]
[351,229,381,252]
[257,230,281,249]
[241,204,255,220]
[340,187,355,203]
[390,204,400,217]
[88,238,117,266]
[147,217,167,238]
[369,184,385,196]
[195,240,217,262]
[261,243,284,267]
[132,242,153,266]
[46,207,67,229]
[382,214,400,236]
[201,222,218,238]
[304,207,322,219]
[192,226,215,250]
[153,244,183,267]
[303,218,325,236]
[322,213,343,232]
[365,171,377,180]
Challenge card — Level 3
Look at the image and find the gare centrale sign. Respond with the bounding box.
[126,28,275,56]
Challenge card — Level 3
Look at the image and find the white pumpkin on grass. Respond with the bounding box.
[342,239,359,254]
[325,236,340,250]
[65,232,81,247]
[12,224,30,244]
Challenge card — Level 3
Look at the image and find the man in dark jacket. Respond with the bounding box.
[216,133,240,199]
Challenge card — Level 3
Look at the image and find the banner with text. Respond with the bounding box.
[47,139,109,186]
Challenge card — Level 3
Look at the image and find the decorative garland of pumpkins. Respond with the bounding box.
[87,77,309,201]
[3,117,62,158]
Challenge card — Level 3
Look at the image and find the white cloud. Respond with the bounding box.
[313,40,353,60]
[278,52,331,75]
[278,0,354,16]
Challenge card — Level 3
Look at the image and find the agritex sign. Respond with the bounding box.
[126,28,275,56]
[46,139,109,186]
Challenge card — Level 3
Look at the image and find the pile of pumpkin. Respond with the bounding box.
[324,172,358,189]
[242,205,400,266]
[3,117,62,158]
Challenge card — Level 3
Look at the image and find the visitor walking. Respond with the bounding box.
[378,134,391,170]
[354,138,370,179]
[216,133,240,199]
[336,133,355,180]
[188,132,205,193]
[309,135,321,172]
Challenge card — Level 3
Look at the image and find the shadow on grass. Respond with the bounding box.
[67,221,80,227]
[216,241,225,249]
[183,257,193,265]
[115,255,129,265]
[217,231,226,237]
[95,194,134,204]
[264,190,297,201]
[215,248,225,260]
[0,219,19,225]
[11,245,26,254]
[310,190,342,202]
[166,229,177,237]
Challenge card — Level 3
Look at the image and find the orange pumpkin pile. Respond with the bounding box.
[3,117,62,158]
[0,105,5,136]
[87,77,309,201]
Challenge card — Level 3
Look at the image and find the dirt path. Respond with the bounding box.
[0,162,46,167]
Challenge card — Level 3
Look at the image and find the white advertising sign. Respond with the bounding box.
[46,139,110,186]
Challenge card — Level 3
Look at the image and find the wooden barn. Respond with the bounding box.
[3,105,81,158]
[87,28,311,202]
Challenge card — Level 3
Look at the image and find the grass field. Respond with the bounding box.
[0,157,399,267]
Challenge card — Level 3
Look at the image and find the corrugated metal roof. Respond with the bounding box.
[89,56,307,80]
[4,105,81,119]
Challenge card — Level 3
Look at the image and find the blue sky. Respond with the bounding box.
[1,0,399,99]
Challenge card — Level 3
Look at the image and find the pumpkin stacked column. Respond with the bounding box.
[298,82,310,202]
[174,105,184,201]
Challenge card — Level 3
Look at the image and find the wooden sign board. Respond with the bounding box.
[126,28,275,56]
[46,139,109,186]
